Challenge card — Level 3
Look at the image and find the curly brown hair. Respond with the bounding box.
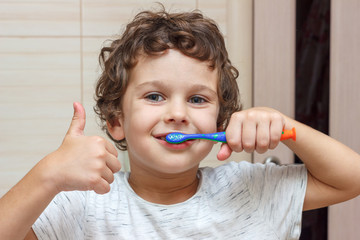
[94,6,242,151]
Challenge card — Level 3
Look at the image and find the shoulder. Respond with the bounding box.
[200,161,307,195]
[200,161,292,182]
[50,171,127,210]
[51,190,87,209]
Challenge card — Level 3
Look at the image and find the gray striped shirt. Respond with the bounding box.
[33,161,307,239]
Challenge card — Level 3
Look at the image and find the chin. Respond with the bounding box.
[155,158,201,174]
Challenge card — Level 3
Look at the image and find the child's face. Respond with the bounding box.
[110,49,220,174]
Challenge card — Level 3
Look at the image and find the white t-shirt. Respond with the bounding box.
[33,161,307,240]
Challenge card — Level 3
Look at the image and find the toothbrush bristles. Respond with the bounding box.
[166,132,186,144]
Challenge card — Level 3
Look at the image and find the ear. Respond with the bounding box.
[106,117,125,141]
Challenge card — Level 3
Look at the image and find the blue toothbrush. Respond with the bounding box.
[166,132,227,144]
[166,128,296,144]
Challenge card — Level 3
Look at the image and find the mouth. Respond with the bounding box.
[157,136,167,141]
[153,133,169,141]
[153,132,194,149]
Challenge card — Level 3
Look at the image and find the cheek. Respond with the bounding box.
[192,108,219,132]
[122,104,160,137]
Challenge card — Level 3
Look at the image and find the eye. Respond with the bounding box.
[189,96,207,104]
[145,93,164,102]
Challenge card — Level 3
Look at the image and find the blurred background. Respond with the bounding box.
[0,0,359,239]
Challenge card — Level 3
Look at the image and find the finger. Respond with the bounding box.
[102,166,115,184]
[85,173,110,194]
[255,122,270,154]
[101,139,121,172]
[93,178,111,194]
[104,139,119,158]
[67,102,86,136]
[269,119,284,149]
[106,154,122,173]
[88,137,120,173]
[217,143,233,161]
[225,113,243,152]
[91,136,118,158]
[242,121,256,153]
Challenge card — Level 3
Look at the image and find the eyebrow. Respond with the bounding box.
[135,80,218,97]
[135,80,169,90]
[190,84,218,98]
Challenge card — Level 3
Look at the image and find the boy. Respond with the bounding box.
[1,7,360,240]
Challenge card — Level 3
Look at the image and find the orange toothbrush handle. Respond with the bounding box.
[280,127,296,141]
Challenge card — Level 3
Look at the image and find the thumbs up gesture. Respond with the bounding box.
[42,102,121,194]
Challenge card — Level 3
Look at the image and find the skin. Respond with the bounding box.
[1,49,360,240]
[108,49,220,204]
[221,108,360,210]
[0,103,120,240]
[108,49,360,211]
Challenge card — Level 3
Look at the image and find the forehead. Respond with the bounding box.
[129,49,219,89]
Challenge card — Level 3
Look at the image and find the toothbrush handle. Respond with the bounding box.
[280,127,296,141]
[187,132,227,143]
[199,128,296,143]
[203,132,227,143]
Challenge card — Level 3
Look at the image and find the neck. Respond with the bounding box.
[128,165,200,205]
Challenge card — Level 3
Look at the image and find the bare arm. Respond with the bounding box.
[283,117,360,210]
[0,103,120,240]
[218,107,360,211]
[0,160,57,240]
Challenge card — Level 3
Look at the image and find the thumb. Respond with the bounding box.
[67,102,86,136]
[217,143,233,161]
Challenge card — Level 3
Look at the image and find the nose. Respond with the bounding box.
[164,99,189,124]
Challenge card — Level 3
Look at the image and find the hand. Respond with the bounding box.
[42,102,121,194]
[217,107,285,160]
